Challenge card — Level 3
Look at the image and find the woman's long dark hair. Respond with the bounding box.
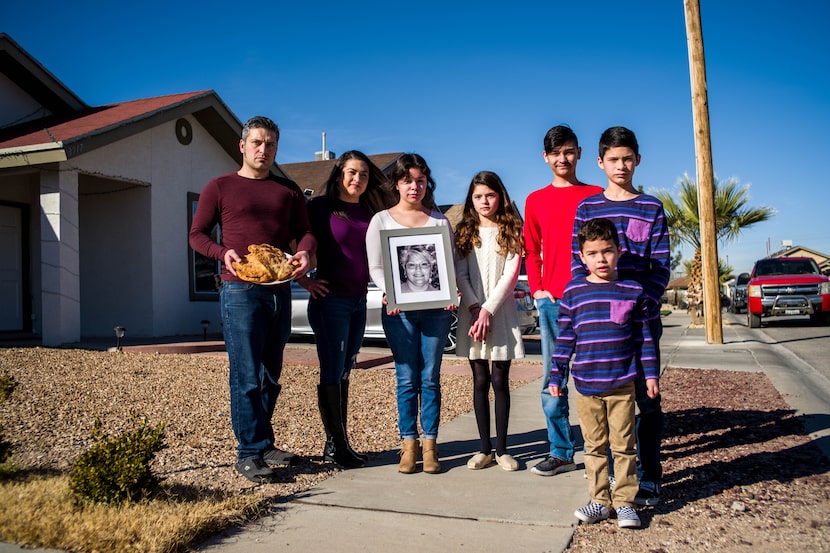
[322,150,389,218]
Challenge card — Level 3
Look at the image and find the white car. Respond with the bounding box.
[290,279,458,352]
[290,268,538,352]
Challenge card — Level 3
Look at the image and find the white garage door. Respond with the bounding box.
[0,204,24,331]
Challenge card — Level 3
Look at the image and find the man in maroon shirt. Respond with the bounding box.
[189,116,316,484]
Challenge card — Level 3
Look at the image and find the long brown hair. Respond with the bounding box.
[455,171,523,258]
[322,150,389,218]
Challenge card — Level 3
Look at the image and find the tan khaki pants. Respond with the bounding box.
[575,381,638,508]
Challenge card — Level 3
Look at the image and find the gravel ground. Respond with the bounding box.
[1,347,829,552]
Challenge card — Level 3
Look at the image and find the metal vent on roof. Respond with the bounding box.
[314,131,335,160]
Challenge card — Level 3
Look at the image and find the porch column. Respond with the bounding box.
[40,168,81,345]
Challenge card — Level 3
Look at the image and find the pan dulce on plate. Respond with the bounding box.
[232,244,299,283]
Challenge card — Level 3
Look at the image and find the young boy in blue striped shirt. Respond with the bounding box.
[571,126,670,507]
[550,217,659,528]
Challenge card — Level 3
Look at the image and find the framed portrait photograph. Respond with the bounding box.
[380,226,458,312]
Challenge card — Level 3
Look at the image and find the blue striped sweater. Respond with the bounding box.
[551,277,658,396]
[571,193,671,320]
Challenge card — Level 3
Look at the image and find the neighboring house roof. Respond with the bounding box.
[768,245,830,262]
[280,153,403,198]
[440,204,464,228]
[439,201,524,230]
[667,276,690,290]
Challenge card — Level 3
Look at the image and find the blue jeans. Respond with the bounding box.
[382,309,452,440]
[537,297,574,462]
[308,293,367,385]
[635,316,664,483]
[221,281,291,461]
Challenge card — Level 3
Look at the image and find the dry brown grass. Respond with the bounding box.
[0,347,484,552]
[0,472,266,552]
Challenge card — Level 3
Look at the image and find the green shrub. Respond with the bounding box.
[69,415,166,504]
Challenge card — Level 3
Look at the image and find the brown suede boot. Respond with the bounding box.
[422,438,441,474]
[398,439,419,474]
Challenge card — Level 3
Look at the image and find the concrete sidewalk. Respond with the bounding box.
[189,309,830,553]
[3,309,829,553]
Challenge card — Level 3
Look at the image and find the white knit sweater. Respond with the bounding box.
[455,227,525,360]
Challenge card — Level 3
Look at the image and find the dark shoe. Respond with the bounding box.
[634,480,661,506]
[574,502,610,524]
[615,505,642,528]
[531,456,576,476]
[318,384,365,469]
[263,447,299,467]
[340,380,369,462]
[236,458,284,484]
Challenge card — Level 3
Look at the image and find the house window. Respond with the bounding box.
[187,192,221,301]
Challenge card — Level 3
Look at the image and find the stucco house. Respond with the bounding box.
[0,33,297,345]
[767,244,830,275]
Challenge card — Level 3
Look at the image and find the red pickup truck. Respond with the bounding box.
[746,256,830,328]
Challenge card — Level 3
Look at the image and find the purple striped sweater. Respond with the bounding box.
[571,193,671,320]
[551,277,658,396]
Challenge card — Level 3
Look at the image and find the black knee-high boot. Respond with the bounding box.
[318,384,365,469]
[340,380,369,462]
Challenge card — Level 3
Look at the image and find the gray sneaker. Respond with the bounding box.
[263,447,299,467]
[530,456,576,476]
[615,505,641,528]
[235,458,284,484]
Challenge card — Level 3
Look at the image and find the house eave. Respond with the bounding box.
[0,142,67,168]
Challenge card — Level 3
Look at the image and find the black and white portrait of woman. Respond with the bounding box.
[398,244,441,293]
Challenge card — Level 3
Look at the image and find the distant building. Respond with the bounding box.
[767,245,830,275]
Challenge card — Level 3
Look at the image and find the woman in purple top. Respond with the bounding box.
[299,150,389,469]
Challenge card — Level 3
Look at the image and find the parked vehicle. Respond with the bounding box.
[746,257,830,328]
[728,272,751,314]
[290,277,460,352]
[515,257,539,335]
[290,264,539,352]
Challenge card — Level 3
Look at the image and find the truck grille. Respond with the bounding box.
[761,283,820,297]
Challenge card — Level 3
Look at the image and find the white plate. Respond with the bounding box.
[259,275,296,286]
[240,250,297,285]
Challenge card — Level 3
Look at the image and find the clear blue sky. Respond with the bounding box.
[5,0,829,276]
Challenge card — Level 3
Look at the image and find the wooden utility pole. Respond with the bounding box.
[683,0,723,343]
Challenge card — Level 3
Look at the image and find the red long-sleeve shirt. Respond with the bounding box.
[523,182,603,299]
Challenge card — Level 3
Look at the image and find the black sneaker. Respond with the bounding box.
[263,447,300,467]
[634,480,661,506]
[530,456,576,476]
[235,458,283,484]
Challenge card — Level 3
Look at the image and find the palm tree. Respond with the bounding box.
[655,174,775,323]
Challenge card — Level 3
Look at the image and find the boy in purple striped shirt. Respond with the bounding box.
[551,217,659,529]
[571,126,670,507]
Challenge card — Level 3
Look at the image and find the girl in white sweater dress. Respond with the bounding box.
[455,171,525,471]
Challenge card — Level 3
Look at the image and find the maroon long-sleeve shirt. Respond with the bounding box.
[189,171,316,283]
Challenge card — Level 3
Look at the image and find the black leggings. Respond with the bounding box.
[470,359,511,455]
